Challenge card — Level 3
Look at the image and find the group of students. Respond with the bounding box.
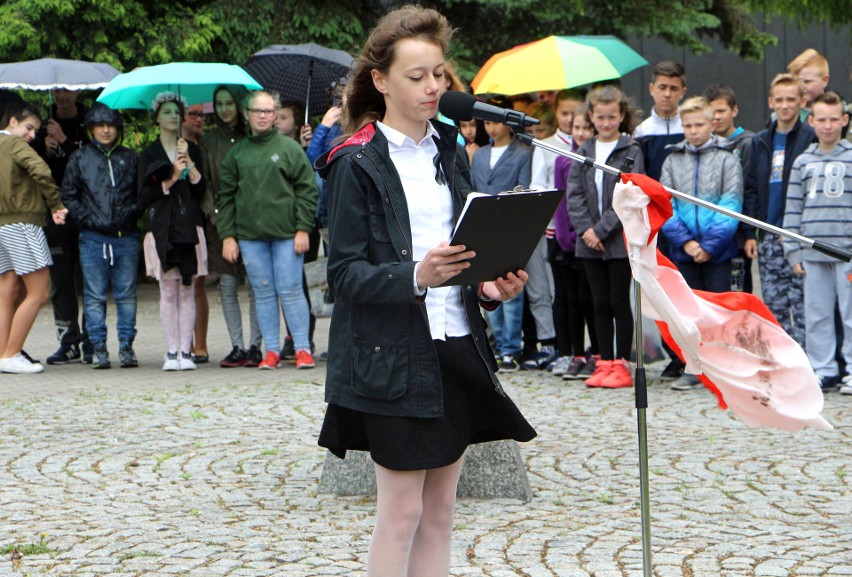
[0,85,323,374]
[454,50,851,396]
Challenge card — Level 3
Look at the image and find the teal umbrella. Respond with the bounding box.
[97,62,262,110]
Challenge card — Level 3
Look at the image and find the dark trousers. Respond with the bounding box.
[677,259,732,293]
[45,222,88,347]
[550,244,598,357]
[582,257,633,361]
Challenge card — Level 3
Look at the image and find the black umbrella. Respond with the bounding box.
[242,43,354,123]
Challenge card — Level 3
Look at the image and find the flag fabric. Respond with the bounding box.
[613,173,831,432]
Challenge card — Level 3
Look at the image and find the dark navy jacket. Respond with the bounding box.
[743,119,816,240]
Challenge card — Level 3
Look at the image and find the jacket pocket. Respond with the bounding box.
[351,332,409,401]
[368,201,391,243]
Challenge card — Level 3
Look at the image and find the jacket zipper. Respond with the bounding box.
[361,148,413,256]
[693,151,701,239]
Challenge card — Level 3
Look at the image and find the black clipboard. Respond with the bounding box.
[438,188,564,287]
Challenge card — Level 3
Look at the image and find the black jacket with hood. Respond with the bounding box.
[61,103,140,236]
[315,119,505,418]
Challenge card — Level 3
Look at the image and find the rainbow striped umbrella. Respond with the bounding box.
[471,35,647,95]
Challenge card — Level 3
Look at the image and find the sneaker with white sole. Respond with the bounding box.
[179,352,197,371]
[162,352,181,371]
[840,375,852,395]
[550,356,572,376]
[670,374,702,391]
[0,353,44,374]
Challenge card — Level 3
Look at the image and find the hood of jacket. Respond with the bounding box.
[85,102,122,129]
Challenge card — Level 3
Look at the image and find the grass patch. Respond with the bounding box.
[153,452,178,471]
[1,533,59,556]
[118,551,163,562]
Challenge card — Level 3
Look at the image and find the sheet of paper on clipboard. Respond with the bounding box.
[438,187,564,287]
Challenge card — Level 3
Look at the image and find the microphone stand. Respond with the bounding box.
[514,131,852,577]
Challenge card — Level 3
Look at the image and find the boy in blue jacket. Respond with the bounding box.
[660,96,743,390]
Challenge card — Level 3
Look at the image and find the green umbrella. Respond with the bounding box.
[472,35,648,95]
[97,62,262,110]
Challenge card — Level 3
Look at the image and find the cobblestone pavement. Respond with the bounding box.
[0,285,850,576]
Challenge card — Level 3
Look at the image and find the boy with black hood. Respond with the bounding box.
[61,102,140,369]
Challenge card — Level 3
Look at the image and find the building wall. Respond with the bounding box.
[619,19,852,133]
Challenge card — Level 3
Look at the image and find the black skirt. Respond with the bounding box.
[318,335,537,471]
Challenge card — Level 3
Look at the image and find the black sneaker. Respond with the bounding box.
[282,336,296,360]
[220,346,247,368]
[245,345,263,367]
[562,356,587,380]
[498,354,520,373]
[81,342,94,364]
[577,355,599,380]
[119,345,138,368]
[819,375,840,393]
[47,343,82,365]
[660,358,685,381]
[92,348,111,370]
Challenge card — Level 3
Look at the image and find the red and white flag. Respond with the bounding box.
[613,173,831,432]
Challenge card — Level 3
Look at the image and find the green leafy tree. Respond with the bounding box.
[0,0,221,70]
[0,0,842,82]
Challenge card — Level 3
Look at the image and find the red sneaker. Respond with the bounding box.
[295,349,315,370]
[258,350,280,370]
[599,359,634,388]
[584,360,614,387]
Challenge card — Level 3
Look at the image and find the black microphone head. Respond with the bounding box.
[439,91,476,121]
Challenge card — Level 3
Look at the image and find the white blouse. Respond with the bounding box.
[376,121,471,340]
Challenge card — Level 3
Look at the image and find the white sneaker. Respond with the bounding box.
[670,374,702,391]
[0,353,44,374]
[840,380,852,395]
[162,352,180,371]
[179,352,196,371]
[551,356,572,376]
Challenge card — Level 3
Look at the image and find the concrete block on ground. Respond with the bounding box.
[318,440,532,502]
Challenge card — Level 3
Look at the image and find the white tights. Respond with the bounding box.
[159,277,196,355]
[367,456,464,577]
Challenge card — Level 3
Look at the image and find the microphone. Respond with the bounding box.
[439,91,539,129]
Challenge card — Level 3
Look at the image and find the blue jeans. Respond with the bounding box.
[79,230,139,347]
[239,238,310,353]
[487,291,524,357]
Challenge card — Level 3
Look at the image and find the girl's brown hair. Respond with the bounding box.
[586,85,640,135]
[1,102,41,129]
[342,5,453,134]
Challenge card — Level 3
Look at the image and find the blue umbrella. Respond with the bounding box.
[0,58,120,91]
[97,62,262,110]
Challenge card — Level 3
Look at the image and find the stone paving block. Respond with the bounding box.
[0,284,849,576]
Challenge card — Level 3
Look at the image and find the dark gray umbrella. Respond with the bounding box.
[242,43,353,123]
[0,58,120,91]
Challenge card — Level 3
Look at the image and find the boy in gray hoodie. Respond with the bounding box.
[782,92,852,393]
